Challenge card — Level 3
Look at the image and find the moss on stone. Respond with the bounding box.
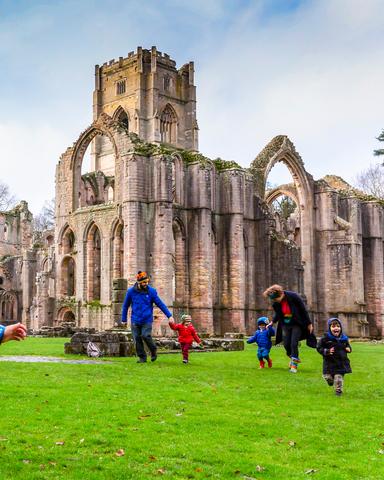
[127,135,243,172]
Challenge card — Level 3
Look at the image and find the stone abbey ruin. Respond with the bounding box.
[0,47,383,338]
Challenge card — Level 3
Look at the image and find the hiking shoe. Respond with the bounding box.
[136,358,147,363]
[335,391,343,397]
[267,358,273,368]
[326,378,334,386]
[151,353,158,362]
[289,367,297,373]
[182,359,188,364]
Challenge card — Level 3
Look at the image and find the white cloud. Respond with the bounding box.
[0,0,383,213]
[0,122,66,214]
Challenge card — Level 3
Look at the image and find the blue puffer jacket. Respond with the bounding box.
[121,284,172,325]
[247,326,275,349]
[0,325,5,343]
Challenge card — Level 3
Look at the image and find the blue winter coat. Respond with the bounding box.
[121,284,172,325]
[247,326,275,349]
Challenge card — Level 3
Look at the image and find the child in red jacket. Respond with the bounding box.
[169,314,202,363]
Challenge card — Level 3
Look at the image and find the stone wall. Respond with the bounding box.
[1,48,383,339]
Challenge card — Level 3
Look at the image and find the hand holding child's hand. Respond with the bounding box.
[345,347,351,353]
[329,347,335,355]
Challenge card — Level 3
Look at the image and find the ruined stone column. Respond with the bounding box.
[216,169,245,334]
[362,202,384,337]
[186,163,214,333]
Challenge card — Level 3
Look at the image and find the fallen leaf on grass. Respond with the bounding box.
[115,449,125,457]
[39,464,46,470]
[55,441,65,446]
[256,465,265,472]
[234,470,241,475]
[379,449,384,454]
[149,455,157,461]
[22,460,31,464]
[49,462,57,466]
[175,413,183,417]
[242,476,257,480]
[288,440,296,447]
[79,438,85,443]
[0,437,8,441]
[157,468,166,474]
[305,469,317,474]
[195,467,203,472]
[138,414,151,420]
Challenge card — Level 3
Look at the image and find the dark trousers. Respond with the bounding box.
[180,342,192,361]
[132,323,157,360]
[282,323,302,359]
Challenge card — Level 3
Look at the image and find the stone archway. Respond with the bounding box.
[250,135,316,308]
[265,184,301,246]
[57,307,76,324]
[70,114,122,211]
[0,289,18,322]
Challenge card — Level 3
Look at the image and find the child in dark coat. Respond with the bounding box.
[317,317,352,396]
[247,316,275,368]
[169,314,202,364]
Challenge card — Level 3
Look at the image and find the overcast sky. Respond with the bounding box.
[1,0,383,214]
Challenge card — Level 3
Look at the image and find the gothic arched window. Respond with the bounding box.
[160,104,177,144]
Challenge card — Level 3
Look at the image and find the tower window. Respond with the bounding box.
[116,80,126,95]
[163,75,171,92]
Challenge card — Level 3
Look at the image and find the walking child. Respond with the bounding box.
[169,314,202,364]
[317,317,352,396]
[247,316,275,368]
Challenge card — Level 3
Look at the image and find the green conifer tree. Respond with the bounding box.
[374,129,384,157]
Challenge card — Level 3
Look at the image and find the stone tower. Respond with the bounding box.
[91,47,198,174]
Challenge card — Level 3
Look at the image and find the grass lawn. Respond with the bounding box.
[0,338,383,479]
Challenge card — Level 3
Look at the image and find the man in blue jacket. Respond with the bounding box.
[121,271,173,363]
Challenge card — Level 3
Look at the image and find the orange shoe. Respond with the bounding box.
[267,358,273,368]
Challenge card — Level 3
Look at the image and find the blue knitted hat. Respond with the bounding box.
[257,316,268,325]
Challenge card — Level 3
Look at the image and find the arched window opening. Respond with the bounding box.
[3,224,8,241]
[0,291,17,322]
[61,257,76,296]
[62,229,75,255]
[61,257,76,297]
[78,133,115,207]
[270,194,299,245]
[160,105,177,145]
[112,223,124,279]
[266,162,300,246]
[86,225,101,300]
[172,220,187,309]
[171,155,183,204]
[115,108,129,130]
[107,185,114,202]
[63,310,75,323]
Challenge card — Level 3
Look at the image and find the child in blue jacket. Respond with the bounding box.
[247,317,275,368]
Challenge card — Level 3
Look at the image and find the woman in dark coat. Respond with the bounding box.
[263,284,313,373]
[316,317,352,396]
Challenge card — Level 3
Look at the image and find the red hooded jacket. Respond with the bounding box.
[169,321,201,344]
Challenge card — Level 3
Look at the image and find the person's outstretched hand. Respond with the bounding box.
[3,323,27,343]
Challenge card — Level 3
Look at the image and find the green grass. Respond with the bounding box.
[0,339,383,479]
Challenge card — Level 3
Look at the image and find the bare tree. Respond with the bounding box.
[0,181,17,211]
[355,163,384,199]
[33,198,55,232]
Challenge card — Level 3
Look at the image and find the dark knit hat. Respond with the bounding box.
[136,271,149,283]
